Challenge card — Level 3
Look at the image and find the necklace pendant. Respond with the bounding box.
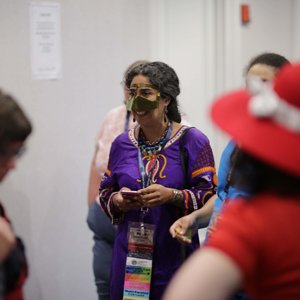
[150,149,156,156]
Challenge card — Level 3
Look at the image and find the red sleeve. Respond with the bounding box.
[205,199,263,281]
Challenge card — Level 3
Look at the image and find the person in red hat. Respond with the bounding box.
[163,62,300,300]
[170,52,290,244]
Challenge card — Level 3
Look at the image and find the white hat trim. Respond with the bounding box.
[247,75,300,133]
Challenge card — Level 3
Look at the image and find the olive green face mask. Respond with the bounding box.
[126,96,160,112]
[126,83,160,112]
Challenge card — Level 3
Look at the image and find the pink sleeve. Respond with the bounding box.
[94,106,128,174]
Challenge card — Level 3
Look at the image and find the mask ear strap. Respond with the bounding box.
[126,97,134,111]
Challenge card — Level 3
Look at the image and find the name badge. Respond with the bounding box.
[123,222,155,300]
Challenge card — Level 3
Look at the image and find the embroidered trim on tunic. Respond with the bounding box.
[192,166,216,178]
[128,125,190,149]
[105,168,111,176]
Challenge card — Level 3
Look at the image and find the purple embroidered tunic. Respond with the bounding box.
[99,125,216,300]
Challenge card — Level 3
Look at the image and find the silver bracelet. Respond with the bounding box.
[172,189,183,202]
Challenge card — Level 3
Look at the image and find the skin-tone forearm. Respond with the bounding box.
[0,217,16,262]
[163,248,243,300]
[194,193,217,227]
[169,194,217,244]
[87,151,103,207]
[188,193,216,222]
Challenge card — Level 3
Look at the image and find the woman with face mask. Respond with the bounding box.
[98,61,217,300]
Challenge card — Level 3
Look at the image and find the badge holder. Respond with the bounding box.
[123,218,155,300]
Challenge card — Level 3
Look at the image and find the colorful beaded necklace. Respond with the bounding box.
[138,121,172,156]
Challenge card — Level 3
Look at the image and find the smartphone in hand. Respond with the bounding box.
[120,190,141,201]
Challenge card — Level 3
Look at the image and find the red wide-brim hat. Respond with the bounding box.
[211,63,300,178]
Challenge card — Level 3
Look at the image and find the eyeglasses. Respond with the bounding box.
[129,85,160,99]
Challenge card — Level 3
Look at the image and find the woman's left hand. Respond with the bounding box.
[138,184,173,208]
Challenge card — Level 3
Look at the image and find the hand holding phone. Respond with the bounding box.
[120,190,142,202]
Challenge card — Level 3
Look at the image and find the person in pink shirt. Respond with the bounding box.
[87,60,148,300]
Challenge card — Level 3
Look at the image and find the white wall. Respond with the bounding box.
[0,1,299,299]
[150,0,300,161]
[240,0,297,66]
[0,1,152,299]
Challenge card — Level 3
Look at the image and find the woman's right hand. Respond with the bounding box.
[112,188,143,212]
[169,213,198,244]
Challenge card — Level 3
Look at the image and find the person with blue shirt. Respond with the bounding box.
[169,53,290,300]
[170,52,290,242]
[165,60,300,300]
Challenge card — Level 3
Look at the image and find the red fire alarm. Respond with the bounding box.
[241,4,250,24]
